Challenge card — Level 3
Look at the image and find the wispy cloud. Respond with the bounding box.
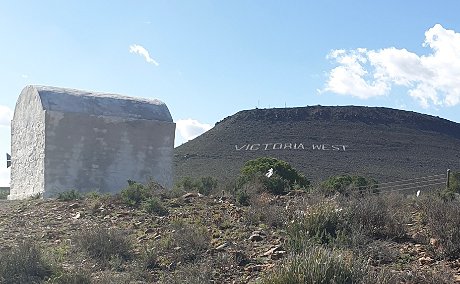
[0,105,13,127]
[175,119,212,146]
[321,24,460,108]
[129,44,159,66]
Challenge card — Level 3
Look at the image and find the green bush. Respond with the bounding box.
[57,189,81,201]
[341,193,408,240]
[199,176,218,196]
[235,171,291,196]
[49,271,92,284]
[418,195,460,259]
[141,246,159,271]
[240,157,309,188]
[176,177,201,192]
[159,260,213,284]
[175,176,219,196]
[258,245,367,284]
[142,197,169,216]
[75,227,132,267]
[162,220,211,263]
[0,188,9,199]
[0,242,53,284]
[319,175,378,196]
[287,202,344,251]
[236,189,250,206]
[244,196,288,228]
[120,182,151,206]
[446,171,460,195]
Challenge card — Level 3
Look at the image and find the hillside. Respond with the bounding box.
[174,106,460,183]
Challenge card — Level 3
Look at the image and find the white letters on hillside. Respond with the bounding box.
[234,143,348,151]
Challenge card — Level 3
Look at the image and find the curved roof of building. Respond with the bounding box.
[20,85,173,122]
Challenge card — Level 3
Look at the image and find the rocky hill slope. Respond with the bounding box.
[174,106,460,183]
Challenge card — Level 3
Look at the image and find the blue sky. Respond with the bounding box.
[1,1,460,186]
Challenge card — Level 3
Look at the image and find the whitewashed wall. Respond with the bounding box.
[43,111,175,196]
[9,87,45,199]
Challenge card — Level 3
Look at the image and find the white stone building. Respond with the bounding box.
[8,85,175,199]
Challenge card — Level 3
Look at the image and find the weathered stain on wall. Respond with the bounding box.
[9,85,175,200]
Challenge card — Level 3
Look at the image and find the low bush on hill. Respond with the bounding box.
[287,202,344,251]
[49,270,92,284]
[75,227,132,268]
[235,157,309,196]
[157,220,211,264]
[258,245,367,284]
[143,197,169,216]
[340,193,408,241]
[448,171,460,193]
[417,195,460,259]
[244,195,288,228]
[318,174,378,196]
[0,242,53,284]
[57,189,82,201]
[175,176,219,196]
[120,181,152,206]
[0,188,8,199]
[119,180,169,215]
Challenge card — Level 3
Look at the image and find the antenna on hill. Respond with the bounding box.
[6,153,11,168]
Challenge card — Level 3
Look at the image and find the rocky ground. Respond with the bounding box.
[1,188,460,283]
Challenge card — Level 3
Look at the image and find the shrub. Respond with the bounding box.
[175,177,201,192]
[240,157,309,188]
[142,197,169,216]
[236,189,251,206]
[258,245,367,284]
[448,171,460,193]
[164,220,211,263]
[395,269,453,284]
[49,271,92,284]
[57,189,81,201]
[244,196,288,228]
[120,182,151,206]
[0,188,8,199]
[319,175,378,196]
[287,202,344,251]
[159,260,213,284]
[418,194,460,259]
[341,193,408,240]
[75,227,132,267]
[0,242,53,284]
[141,246,159,270]
[199,176,218,196]
[175,176,219,196]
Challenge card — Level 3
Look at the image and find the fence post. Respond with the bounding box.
[447,169,451,189]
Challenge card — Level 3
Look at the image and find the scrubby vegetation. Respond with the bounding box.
[318,174,378,196]
[0,164,459,283]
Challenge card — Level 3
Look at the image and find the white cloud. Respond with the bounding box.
[322,24,460,108]
[129,44,159,66]
[0,105,13,127]
[175,119,212,146]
